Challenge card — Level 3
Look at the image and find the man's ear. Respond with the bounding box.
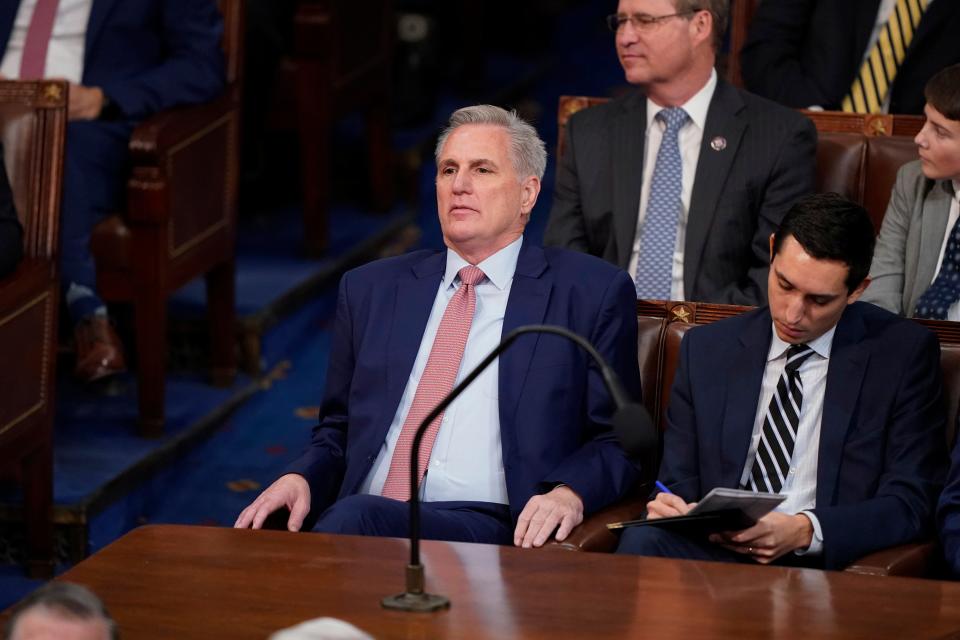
[520,175,541,215]
[847,277,871,304]
[689,9,713,48]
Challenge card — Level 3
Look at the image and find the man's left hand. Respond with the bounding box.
[709,512,814,564]
[513,485,584,548]
[68,83,105,120]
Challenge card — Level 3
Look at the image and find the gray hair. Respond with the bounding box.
[434,105,547,181]
[4,582,118,640]
[673,0,729,52]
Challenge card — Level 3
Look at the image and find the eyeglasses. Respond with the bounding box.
[605,11,697,32]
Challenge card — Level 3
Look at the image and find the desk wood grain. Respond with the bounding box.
[16,525,960,639]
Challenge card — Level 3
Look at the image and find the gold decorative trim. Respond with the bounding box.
[0,291,48,329]
[0,401,43,438]
[668,304,693,324]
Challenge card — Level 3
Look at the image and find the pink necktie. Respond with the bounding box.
[381,265,486,501]
[20,0,61,80]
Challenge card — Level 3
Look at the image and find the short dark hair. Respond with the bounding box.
[673,0,730,52]
[772,193,875,293]
[925,64,960,121]
[4,582,118,640]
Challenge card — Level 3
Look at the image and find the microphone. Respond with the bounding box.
[381,324,656,612]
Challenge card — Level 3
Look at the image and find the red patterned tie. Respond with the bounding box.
[20,0,61,80]
[381,265,486,501]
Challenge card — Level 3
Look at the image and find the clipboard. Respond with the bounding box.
[607,487,786,536]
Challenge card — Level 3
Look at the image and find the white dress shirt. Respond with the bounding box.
[628,68,717,300]
[739,325,837,555]
[360,237,523,504]
[0,0,93,83]
[929,180,960,320]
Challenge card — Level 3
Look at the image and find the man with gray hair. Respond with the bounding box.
[5,582,117,640]
[546,0,816,306]
[237,104,641,547]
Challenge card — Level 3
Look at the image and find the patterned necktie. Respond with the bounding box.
[744,344,815,494]
[381,265,486,501]
[842,0,927,113]
[20,0,61,80]
[635,107,689,300]
[914,213,960,320]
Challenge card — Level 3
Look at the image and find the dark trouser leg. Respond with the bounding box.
[61,120,133,323]
[616,525,755,564]
[313,494,513,545]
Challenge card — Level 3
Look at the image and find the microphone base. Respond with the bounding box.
[381,592,450,612]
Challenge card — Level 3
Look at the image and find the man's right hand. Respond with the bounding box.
[234,474,311,532]
[645,492,696,520]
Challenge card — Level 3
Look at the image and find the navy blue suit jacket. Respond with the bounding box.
[0,0,225,120]
[938,428,960,576]
[660,302,946,569]
[284,241,642,523]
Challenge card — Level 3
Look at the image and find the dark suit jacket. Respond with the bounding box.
[284,241,642,522]
[0,148,21,278]
[660,303,946,570]
[0,0,225,121]
[544,79,816,306]
[741,0,960,115]
[939,427,960,576]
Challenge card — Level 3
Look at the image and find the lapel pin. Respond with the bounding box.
[710,136,727,151]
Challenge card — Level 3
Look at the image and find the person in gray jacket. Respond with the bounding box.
[862,65,960,319]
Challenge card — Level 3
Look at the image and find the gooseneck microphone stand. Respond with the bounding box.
[381,324,656,612]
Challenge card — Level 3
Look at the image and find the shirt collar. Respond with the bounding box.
[443,236,523,291]
[645,68,717,134]
[767,322,836,363]
[952,180,960,203]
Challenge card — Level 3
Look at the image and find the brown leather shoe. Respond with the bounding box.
[74,316,127,382]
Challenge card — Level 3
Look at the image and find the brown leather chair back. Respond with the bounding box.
[0,81,67,259]
[803,111,924,231]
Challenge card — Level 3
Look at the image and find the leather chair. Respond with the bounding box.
[0,79,67,577]
[801,110,924,231]
[290,0,395,255]
[89,0,242,437]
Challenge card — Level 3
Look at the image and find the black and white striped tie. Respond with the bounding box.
[744,344,815,494]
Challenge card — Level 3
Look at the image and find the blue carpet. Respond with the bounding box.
[0,0,630,610]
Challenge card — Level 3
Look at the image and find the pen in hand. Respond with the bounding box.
[655,480,673,495]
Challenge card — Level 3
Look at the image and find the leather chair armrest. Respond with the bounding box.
[545,497,647,553]
[127,93,235,167]
[844,541,936,577]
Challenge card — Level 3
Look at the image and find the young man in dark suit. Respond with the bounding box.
[544,0,816,306]
[617,193,946,569]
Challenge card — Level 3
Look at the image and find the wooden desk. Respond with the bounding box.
[13,524,960,638]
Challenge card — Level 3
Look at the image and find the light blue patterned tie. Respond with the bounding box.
[915,213,960,320]
[635,107,689,299]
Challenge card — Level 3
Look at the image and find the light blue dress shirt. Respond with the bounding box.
[359,237,523,504]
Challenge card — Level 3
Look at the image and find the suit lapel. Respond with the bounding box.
[816,306,870,506]
[720,310,771,486]
[499,243,551,453]
[383,252,445,427]
[612,94,647,269]
[85,0,120,60]
[911,181,953,310]
[685,80,747,297]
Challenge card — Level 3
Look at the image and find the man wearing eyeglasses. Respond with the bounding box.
[545,0,816,307]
